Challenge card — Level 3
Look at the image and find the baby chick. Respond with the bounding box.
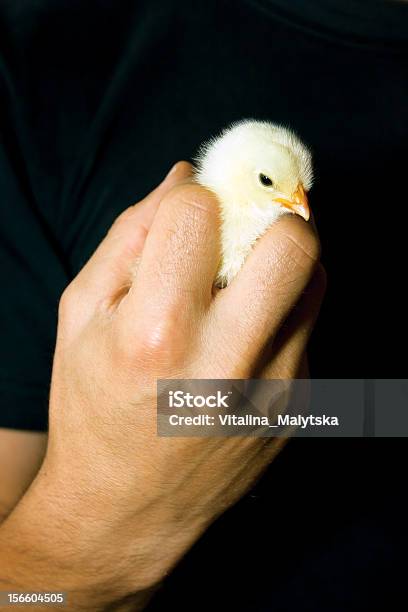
[194,119,313,287]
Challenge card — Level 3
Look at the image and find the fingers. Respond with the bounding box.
[69,162,192,315]
[259,263,327,379]
[123,180,221,329]
[210,216,321,371]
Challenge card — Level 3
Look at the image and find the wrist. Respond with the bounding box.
[34,451,208,595]
[0,462,159,610]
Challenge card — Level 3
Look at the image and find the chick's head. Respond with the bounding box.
[195,120,313,220]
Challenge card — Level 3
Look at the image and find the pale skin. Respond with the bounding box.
[0,162,325,610]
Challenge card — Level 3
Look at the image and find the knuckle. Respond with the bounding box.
[280,221,321,266]
[272,225,320,283]
[117,311,189,372]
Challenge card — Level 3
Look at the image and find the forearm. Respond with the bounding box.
[0,429,48,522]
[0,466,159,611]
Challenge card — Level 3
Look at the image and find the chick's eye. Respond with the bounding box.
[259,173,273,187]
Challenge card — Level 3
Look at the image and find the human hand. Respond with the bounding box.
[32,161,324,606]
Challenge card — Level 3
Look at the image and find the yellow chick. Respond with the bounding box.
[194,119,313,287]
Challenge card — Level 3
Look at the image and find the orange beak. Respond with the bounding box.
[274,183,310,221]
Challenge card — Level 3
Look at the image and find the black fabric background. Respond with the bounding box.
[0,1,407,610]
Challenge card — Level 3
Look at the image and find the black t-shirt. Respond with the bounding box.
[1,1,407,610]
